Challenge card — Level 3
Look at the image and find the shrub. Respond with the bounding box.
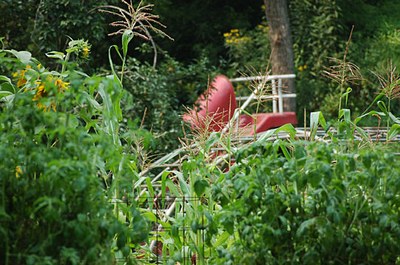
[222,24,271,76]
[0,43,148,265]
[216,140,400,264]
[121,55,218,155]
[0,0,119,69]
[0,93,122,265]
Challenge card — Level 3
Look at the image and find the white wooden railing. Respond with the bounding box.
[221,74,296,133]
[230,74,296,114]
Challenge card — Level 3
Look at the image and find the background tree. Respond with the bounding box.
[2,0,400,126]
[264,0,296,112]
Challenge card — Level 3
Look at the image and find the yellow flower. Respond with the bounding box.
[82,46,90,58]
[33,83,46,101]
[32,77,68,111]
[54,79,69,92]
[36,101,56,112]
[66,39,91,60]
[17,77,27,87]
[36,102,45,110]
[15,69,27,87]
[257,24,269,32]
[15,166,22,178]
[13,65,32,88]
[297,64,308,72]
[238,36,251,43]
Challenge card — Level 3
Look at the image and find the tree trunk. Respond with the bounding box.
[264,0,296,112]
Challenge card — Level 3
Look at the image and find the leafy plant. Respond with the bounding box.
[120,53,219,155]
[0,32,154,263]
[0,0,120,68]
[0,57,126,265]
[214,140,400,265]
[288,0,342,122]
[222,24,271,76]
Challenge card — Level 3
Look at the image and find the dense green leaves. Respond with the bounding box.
[121,56,217,154]
[0,44,149,264]
[0,0,119,68]
[0,94,120,264]
[214,141,400,264]
[2,2,400,264]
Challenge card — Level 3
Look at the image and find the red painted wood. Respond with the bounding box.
[238,112,297,135]
[183,75,236,131]
[183,75,297,134]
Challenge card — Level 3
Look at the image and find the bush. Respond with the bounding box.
[0,0,119,69]
[222,24,271,76]
[0,94,121,265]
[216,140,400,264]
[0,44,148,265]
[122,55,218,155]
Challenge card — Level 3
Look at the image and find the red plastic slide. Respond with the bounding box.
[183,75,297,135]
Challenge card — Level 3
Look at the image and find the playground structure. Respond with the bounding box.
[132,74,301,263]
[183,74,298,135]
[131,74,400,264]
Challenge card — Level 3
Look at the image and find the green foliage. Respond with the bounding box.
[339,0,400,71]
[121,54,218,154]
[290,0,341,74]
[141,132,231,265]
[0,0,39,52]
[288,0,342,121]
[153,0,263,63]
[150,75,400,263]
[3,2,400,264]
[222,24,271,76]
[144,85,400,263]
[343,1,400,117]
[216,140,400,264]
[0,0,118,68]
[0,43,149,264]
[0,93,120,265]
[291,0,400,121]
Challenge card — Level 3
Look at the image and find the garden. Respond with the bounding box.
[1,0,400,264]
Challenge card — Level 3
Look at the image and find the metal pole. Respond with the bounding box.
[278,78,283,113]
[271,79,277,113]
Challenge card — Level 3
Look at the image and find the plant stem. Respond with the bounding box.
[2,175,9,265]
[387,98,391,132]
[61,52,70,74]
[120,56,126,85]
[338,26,354,116]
